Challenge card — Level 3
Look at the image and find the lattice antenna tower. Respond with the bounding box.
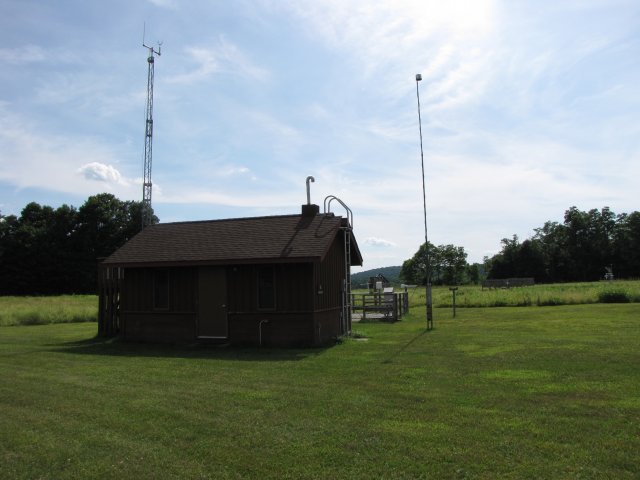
[141,28,162,229]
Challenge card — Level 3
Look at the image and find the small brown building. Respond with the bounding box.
[98,204,362,347]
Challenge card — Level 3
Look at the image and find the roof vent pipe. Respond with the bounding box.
[302,176,319,217]
[306,176,315,205]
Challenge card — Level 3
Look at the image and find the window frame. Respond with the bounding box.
[153,269,170,310]
[257,266,276,310]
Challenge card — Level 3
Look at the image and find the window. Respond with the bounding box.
[257,266,275,309]
[153,269,169,309]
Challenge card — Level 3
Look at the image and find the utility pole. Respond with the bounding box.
[415,73,433,331]
[142,34,161,229]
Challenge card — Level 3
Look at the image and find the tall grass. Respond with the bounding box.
[0,296,97,327]
[390,280,640,308]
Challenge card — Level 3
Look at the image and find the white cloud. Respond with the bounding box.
[284,0,496,49]
[155,187,297,209]
[146,0,177,9]
[0,45,78,66]
[78,162,123,183]
[0,45,45,64]
[0,105,138,199]
[282,0,497,88]
[245,110,299,139]
[168,37,269,85]
[217,165,255,179]
[34,73,144,118]
[364,237,397,248]
[169,47,218,84]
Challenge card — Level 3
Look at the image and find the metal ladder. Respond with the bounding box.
[343,226,353,335]
[324,195,353,336]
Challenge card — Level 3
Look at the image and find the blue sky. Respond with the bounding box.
[1,0,639,271]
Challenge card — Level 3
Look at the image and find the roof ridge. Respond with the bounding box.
[102,211,361,267]
[150,212,341,227]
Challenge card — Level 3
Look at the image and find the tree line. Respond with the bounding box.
[0,194,157,295]
[2,199,638,295]
[400,206,640,286]
[486,207,640,282]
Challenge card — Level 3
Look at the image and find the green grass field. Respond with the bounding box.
[1,303,639,479]
[394,279,640,308]
[0,295,97,327]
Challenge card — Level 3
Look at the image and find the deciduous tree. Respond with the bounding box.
[0,194,157,294]
[400,242,469,285]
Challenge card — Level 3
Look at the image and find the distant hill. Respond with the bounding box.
[351,266,402,288]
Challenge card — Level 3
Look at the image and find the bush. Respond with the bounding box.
[598,290,631,303]
[17,313,47,326]
[538,297,565,306]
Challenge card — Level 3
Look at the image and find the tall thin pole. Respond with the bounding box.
[416,73,433,330]
[142,40,161,229]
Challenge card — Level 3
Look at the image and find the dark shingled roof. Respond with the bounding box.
[102,213,363,267]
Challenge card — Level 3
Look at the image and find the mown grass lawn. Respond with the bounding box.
[1,304,639,479]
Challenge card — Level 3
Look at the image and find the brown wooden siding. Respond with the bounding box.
[227,263,313,313]
[226,263,316,346]
[98,266,122,337]
[310,234,348,342]
[314,233,346,311]
[116,254,345,346]
[121,267,197,313]
[314,308,342,344]
[120,267,197,342]
[122,312,196,342]
[228,312,314,347]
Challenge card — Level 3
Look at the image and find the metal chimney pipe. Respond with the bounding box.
[306,176,315,205]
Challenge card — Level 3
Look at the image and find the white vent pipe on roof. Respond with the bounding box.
[306,176,315,205]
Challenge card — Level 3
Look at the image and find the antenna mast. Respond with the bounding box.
[141,31,161,229]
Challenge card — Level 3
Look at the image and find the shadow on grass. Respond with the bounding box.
[48,336,327,362]
[381,328,430,364]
